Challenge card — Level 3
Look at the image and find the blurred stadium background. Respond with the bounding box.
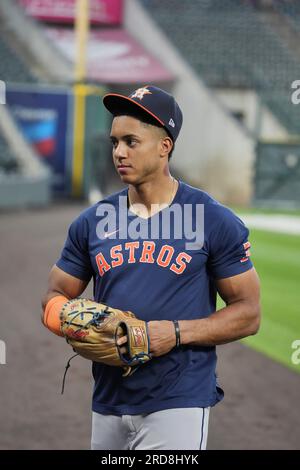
[0,0,299,450]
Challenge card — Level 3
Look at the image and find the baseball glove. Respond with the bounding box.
[60,298,151,376]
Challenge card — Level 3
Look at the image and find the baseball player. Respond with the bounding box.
[41,85,261,450]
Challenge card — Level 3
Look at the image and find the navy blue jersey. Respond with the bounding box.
[57,181,253,415]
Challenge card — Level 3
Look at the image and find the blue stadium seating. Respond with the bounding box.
[140,0,300,134]
[0,32,36,83]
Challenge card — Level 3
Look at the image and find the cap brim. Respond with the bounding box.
[103,93,165,127]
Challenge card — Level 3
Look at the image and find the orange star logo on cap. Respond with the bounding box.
[130,87,152,100]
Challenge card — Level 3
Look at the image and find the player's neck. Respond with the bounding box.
[128,175,178,218]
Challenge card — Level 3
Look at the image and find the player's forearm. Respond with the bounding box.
[179,299,261,347]
[41,289,70,312]
[41,265,89,313]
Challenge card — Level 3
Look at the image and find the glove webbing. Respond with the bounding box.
[64,305,111,330]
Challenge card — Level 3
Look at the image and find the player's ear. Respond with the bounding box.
[160,136,173,159]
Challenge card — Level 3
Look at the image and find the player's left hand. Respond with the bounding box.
[117,320,176,357]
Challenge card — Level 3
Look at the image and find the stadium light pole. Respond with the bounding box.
[75,0,90,82]
[72,0,90,198]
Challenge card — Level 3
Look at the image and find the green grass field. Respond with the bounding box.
[232,206,300,216]
[218,229,300,374]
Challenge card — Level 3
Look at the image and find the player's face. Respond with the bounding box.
[110,115,168,185]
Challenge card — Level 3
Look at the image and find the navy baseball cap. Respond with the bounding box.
[103,85,183,142]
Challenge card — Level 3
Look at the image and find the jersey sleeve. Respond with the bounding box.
[208,207,253,280]
[56,213,93,281]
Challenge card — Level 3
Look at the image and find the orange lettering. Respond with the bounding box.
[95,252,111,277]
[140,241,155,263]
[125,241,140,263]
[156,245,174,268]
[110,244,124,268]
[170,252,192,274]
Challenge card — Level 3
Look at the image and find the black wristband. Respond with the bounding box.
[173,320,181,348]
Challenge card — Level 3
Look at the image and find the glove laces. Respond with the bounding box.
[61,353,79,395]
[65,306,111,330]
[61,306,112,394]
